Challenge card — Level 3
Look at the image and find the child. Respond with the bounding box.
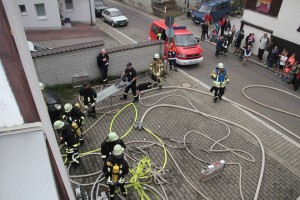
[221,35,229,55]
[243,45,252,66]
[275,52,288,77]
[282,53,296,80]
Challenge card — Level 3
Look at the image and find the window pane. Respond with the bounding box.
[19,5,26,13]
[65,0,74,10]
[35,4,46,16]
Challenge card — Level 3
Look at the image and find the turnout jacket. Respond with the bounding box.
[211,67,229,88]
[102,154,129,179]
[150,59,164,76]
[58,124,78,147]
[101,139,126,159]
[62,107,84,125]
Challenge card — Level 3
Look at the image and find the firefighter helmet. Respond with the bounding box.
[39,82,44,90]
[217,63,224,69]
[154,54,159,59]
[108,132,119,142]
[64,103,73,113]
[54,120,65,130]
[112,144,124,156]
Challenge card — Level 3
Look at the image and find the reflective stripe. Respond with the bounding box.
[102,155,106,158]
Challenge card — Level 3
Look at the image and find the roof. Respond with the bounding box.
[0,127,60,200]
[31,40,104,58]
[204,0,230,6]
[152,20,192,35]
[104,7,120,12]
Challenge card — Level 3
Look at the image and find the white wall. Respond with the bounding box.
[60,0,94,24]
[123,0,153,13]
[242,1,300,45]
[16,0,62,30]
[0,60,24,128]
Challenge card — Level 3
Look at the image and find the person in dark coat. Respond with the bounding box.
[54,120,80,165]
[79,82,97,118]
[103,144,129,200]
[120,62,139,102]
[97,49,109,83]
[100,132,126,161]
[215,36,223,57]
[201,21,209,40]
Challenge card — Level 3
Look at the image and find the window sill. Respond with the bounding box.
[37,16,48,20]
[20,12,27,16]
[66,9,74,13]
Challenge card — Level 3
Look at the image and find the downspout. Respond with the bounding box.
[89,0,95,26]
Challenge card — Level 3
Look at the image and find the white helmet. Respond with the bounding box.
[54,120,65,130]
[107,132,119,142]
[154,54,159,59]
[218,63,224,69]
[112,144,124,156]
[39,82,44,90]
[64,103,73,113]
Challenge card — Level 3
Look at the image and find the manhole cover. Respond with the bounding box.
[181,82,192,88]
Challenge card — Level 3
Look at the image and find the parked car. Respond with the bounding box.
[191,0,231,24]
[102,8,128,27]
[43,89,63,124]
[94,0,108,17]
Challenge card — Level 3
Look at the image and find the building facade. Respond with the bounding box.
[241,0,300,56]
[16,0,96,30]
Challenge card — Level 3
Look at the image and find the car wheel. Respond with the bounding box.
[102,17,105,22]
[111,22,115,27]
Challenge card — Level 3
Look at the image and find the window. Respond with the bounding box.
[152,25,159,34]
[18,5,27,15]
[35,3,47,19]
[65,0,74,10]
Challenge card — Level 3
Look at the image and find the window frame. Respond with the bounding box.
[18,4,27,16]
[34,3,47,20]
[65,0,74,11]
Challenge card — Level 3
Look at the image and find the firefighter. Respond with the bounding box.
[210,63,229,103]
[62,103,85,144]
[120,62,139,102]
[54,120,80,165]
[101,132,126,162]
[168,42,177,72]
[103,144,129,200]
[79,82,97,119]
[149,54,164,89]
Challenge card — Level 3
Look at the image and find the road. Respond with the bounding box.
[102,0,300,141]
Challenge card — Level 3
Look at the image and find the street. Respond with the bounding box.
[102,0,300,140]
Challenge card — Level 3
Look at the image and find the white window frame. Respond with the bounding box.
[18,4,27,16]
[65,0,74,12]
[34,3,47,20]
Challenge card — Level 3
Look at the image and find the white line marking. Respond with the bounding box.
[108,0,158,20]
[178,69,300,147]
[96,18,137,44]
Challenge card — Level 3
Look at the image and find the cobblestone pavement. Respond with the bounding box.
[64,70,300,200]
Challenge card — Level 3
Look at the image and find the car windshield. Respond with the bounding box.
[174,34,197,47]
[95,0,104,6]
[111,11,123,17]
[198,5,211,13]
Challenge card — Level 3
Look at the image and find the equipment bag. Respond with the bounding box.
[137,82,152,91]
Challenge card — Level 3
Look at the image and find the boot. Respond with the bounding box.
[120,94,127,100]
[214,97,218,103]
[152,82,157,88]
[218,94,223,100]
[158,84,162,90]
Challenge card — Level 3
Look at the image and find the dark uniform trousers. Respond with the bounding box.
[123,84,138,100]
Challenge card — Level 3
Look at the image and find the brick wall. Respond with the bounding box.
[32,40,164,86]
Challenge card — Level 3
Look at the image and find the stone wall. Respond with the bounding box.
[32,40,164,86]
